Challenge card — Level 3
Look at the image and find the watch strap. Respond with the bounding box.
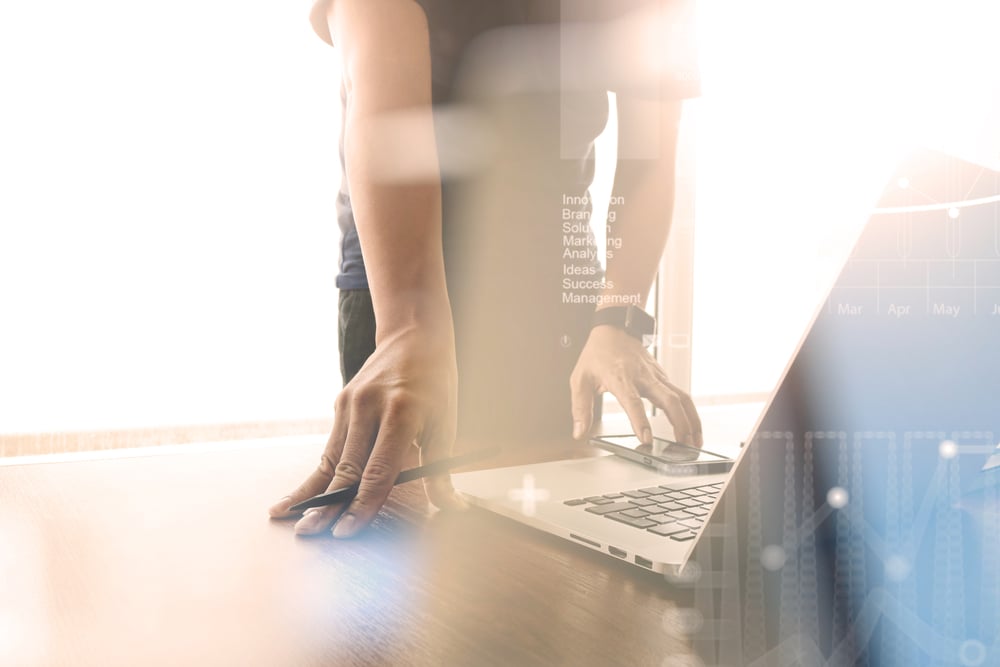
[591,305,655,344]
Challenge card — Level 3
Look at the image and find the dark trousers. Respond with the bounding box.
[338,289,376,385]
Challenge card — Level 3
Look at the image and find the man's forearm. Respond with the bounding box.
[334,0,452,342]
[599,161,676,309]
[599,97,681,310]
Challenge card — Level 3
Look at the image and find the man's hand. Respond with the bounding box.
[268,324,462,537]
[569,324,703,447]
[273,0,457,538]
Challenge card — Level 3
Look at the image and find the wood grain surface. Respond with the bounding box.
[0,436,707,667]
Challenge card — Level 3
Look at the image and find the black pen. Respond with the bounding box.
[288,447,501,512]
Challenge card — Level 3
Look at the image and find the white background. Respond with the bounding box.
[1,0,997,434]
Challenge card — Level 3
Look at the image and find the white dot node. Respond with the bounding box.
[677,609,703,635]
[827,486,849,509]
[939,440,959,459]
[664,560,702,585]
[663,608,703,635]
[948,207,961,219]
[761,545,786,571]
[885,555,910,582]
[897,176,910,189]
[959,639,987,666]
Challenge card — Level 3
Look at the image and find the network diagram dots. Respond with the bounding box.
[948,206,961,219]
[885,554,911,582]
[959,639,987,666]
[662,607,704,635]
[760,544,786,571]
[827,486,849,509]
[665,560,702,584]
[939,439,959,459]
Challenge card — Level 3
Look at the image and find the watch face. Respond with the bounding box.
[625,305,655,337]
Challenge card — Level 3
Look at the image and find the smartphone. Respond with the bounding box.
[590,434,734,475]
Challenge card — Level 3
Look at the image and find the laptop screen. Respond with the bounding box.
[689,151,1000,666]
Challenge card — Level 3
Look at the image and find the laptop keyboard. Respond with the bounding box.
[563,481,724,542]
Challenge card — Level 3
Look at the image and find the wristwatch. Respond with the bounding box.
[591,305,656,345]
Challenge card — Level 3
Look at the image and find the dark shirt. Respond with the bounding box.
[331,0,605,290]
[312,0,699,437]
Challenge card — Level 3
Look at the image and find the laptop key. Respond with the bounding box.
[605,512,656,529]
[585,502,638,515]
[648,523,689,536]
[640,487,667,495]
[585,496,614,505]
[645,494,670,504]
[622,508,652,518]
[629,497,657,507]
[683,507,709,517]
[622,489,650,498]
[659,502,686,512]
[647,515,678,525]
[670,531,697,541]
[563,498,588,506]
[602,493,625,499]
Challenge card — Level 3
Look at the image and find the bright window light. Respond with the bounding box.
[690,0,1000,398]
[0,0,343,433]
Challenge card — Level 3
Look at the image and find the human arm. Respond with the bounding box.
[269,0,460,537]
[569,95,703,447]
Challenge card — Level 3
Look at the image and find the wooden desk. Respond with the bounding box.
[0,434,712,667]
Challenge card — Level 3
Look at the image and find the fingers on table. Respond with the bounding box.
[333,414,417,538]
[268,425,343,519]
[419,421,465,511]
[294,406,382,536]
[268,396,352,519]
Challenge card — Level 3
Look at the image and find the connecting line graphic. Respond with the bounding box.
[961,166,990,206]
[946,216,962,259]
[895,455,945,565]
[747,588,999,667]
[745,632,826,667]
[744,432,1000,666]
[872,193,1000,216]
[773,433,996,561]
[773,453,945,577]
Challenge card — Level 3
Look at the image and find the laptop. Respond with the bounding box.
[451,424,742,575]
[453,149,1000,581]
